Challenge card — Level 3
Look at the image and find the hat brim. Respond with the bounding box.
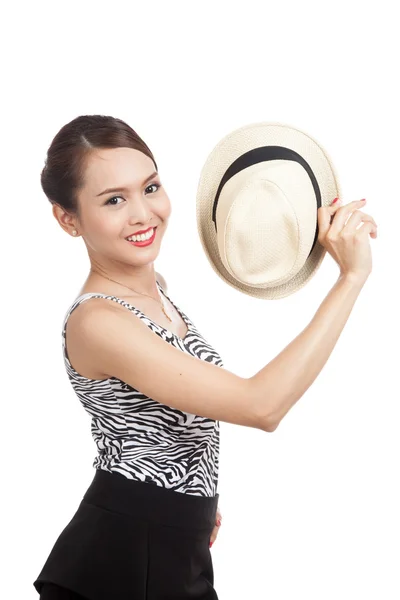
[196,122,341,300]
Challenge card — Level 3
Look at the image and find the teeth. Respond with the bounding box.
[127,228,154,242]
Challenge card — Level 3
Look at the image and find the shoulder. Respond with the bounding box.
[66,293,132,348]
[67,271,167,359]
[64,295,129,379]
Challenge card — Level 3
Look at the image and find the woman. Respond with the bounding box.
[33,115,377,599]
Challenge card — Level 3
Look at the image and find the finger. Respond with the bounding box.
[318,201,338,242]
[329,199,367,233]
[209,524,219,547]
[342,210,378,234]
[355,220,378,239]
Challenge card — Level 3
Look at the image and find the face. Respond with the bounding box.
[54,147,171,276]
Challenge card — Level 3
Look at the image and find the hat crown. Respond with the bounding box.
[216,161,318,288]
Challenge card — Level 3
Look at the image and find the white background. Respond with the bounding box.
[2,1,399,599]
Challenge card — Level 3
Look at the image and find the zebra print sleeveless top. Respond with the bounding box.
[61,281,224,497]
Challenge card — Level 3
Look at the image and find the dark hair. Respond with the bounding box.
[41,115,158,218]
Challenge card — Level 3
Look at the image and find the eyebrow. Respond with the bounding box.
[96,171,159,197]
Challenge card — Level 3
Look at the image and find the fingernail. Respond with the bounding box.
[332,197,339,204]
[209,541,213,548]
[217,519,222,527]
[360,198,366,202]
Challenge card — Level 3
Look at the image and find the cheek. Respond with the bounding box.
[100,209,123,227]
[87,213,122,242]
[159,196,172,220]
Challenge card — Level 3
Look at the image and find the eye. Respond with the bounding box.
[145,183,162,194]
[105,195,124,206]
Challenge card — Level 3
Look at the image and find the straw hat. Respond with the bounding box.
[196,122,341,299]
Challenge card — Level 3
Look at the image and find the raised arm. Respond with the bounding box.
[68,198,376,433]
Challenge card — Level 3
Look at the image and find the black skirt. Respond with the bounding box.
[33,468,220,599]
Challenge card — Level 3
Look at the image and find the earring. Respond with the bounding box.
[72,230,77,236]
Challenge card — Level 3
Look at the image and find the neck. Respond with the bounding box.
[87,267,160,299]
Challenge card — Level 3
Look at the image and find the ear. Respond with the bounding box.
[155,272,168,293]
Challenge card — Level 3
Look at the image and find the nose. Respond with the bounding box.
[127,194,154,226]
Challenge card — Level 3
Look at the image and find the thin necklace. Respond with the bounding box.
[98,274,173,322]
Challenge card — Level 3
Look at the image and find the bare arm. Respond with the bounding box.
[67,198,376,433]
[249,196,377,430]
[248,273,367,430]
[69,274,365,434]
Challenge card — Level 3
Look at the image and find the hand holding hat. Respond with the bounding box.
[318,197,377,283]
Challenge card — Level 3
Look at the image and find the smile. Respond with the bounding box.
[126,227,157,246]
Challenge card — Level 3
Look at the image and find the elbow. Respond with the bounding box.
[246,378,281,432]
[261,414,280,433]
[254,406,280,432]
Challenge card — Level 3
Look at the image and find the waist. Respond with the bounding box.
[82,468,219,531]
